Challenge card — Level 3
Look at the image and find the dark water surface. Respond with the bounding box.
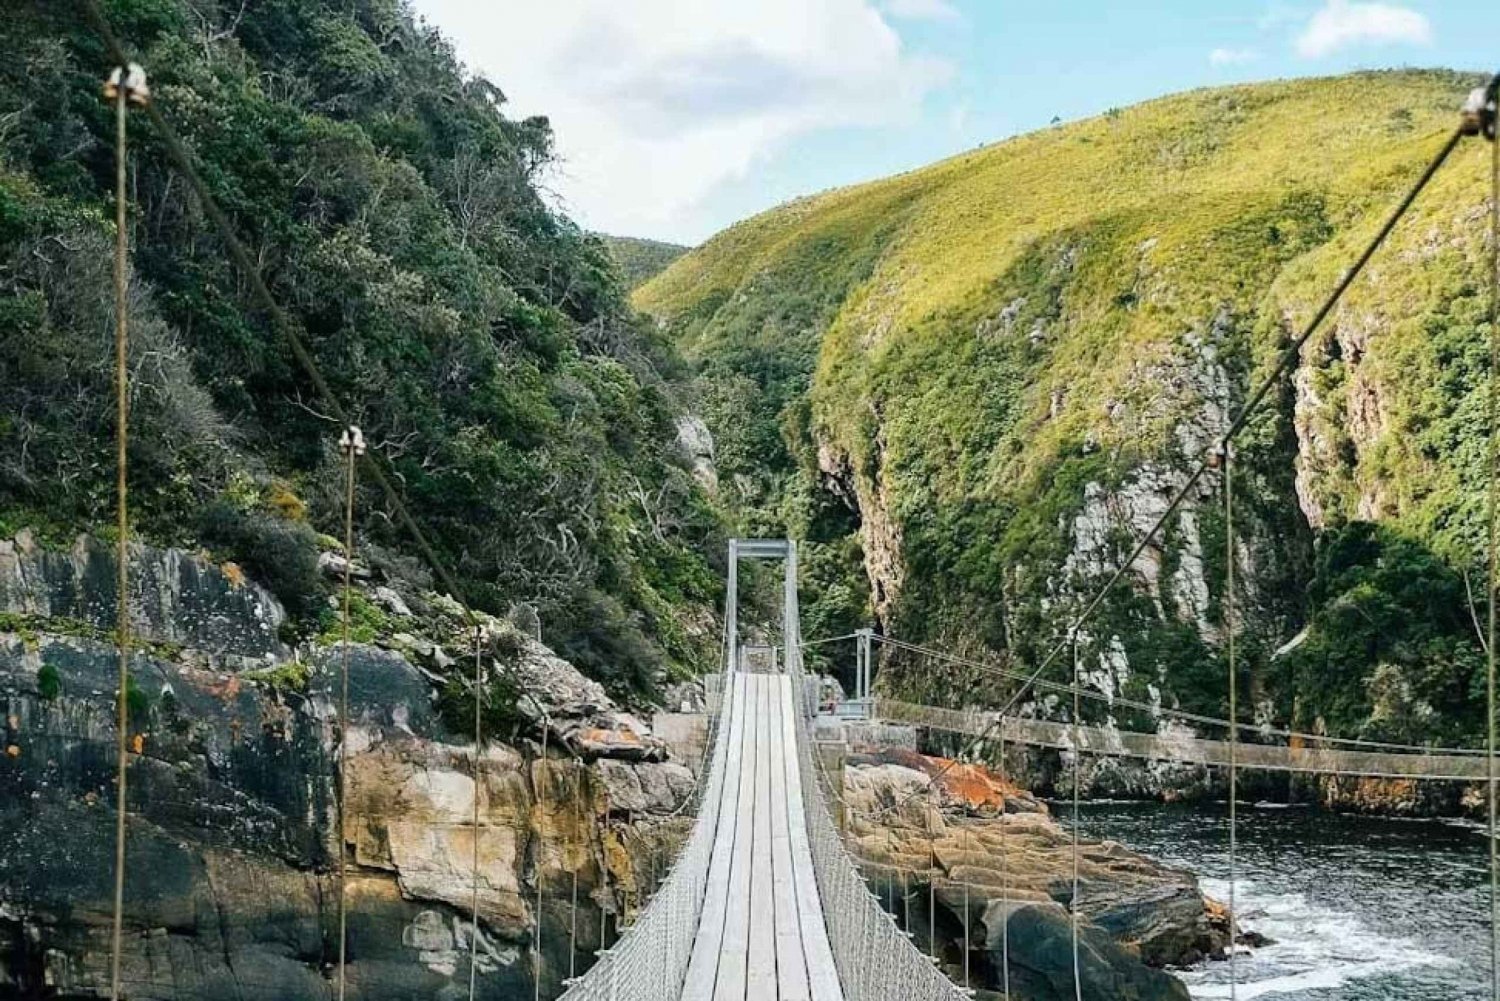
[1073,801,1490,999]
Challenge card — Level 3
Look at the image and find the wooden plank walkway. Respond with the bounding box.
[681,673,843,1001]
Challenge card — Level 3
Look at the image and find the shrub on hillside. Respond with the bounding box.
[198,500,323,620]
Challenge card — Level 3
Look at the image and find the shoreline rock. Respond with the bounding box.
[842,748,1231,999]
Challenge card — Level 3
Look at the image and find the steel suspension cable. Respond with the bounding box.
[106,62,137,1001]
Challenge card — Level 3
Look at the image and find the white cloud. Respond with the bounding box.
[883,0,961,22]
[947,101,970,134]
[1294,0,1432,59]
[411,0,953,242]
[1209,47,1259,66]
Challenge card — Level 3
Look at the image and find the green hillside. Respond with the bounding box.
[639,70,1498,744]
[0,0,720,698]
[600,234,690,288]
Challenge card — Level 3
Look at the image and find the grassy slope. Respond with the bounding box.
[639,70,1497,741]
[600,235,691,288]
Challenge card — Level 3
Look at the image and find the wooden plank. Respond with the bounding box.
[682,673,749,999]
[778,676,843,1001]
[747,675,778,999]
[769,672,811,1001]
[713,674,761,1000]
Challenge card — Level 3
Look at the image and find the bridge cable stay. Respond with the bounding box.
[336,425,367,1001]
[103,57,146,1001]
[927,790,937,964]
[1223,441,1238,1001]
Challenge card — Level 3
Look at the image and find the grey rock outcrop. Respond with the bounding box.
[0,535,689,1000]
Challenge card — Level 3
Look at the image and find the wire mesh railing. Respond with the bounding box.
[786,617,971,1001]
[554,656,734,1000]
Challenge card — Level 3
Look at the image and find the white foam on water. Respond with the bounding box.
[1181,877,1455,999]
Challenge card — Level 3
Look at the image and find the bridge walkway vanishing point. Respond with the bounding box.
[559,539,968,1001]
[682,671,842,1001]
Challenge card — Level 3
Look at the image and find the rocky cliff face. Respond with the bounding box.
[0,533,693,999]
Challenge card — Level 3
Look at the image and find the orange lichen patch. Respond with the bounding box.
[581,727,642,746]
[5,744,20,759]
[849,747,1027,811]
[131,734,144,754]
[221,561,246,588]
[207,675,242,701]
[924,759,1032,816]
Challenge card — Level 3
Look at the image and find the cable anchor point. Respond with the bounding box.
[103,63,150,107]
[1460,75,1498,141]
[338,425,367,457]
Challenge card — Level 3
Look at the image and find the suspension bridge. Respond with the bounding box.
[44,6,1500,998]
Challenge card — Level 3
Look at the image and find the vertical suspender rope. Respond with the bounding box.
[1070,632,1083,1001]
[106,63,139,1001]
[570,760,581,984]
[1224,443,1239,1001]
[999,719,1010,1001]
[1486,92,1500,1001]
[469,625,484,1001]
[902,866,910,936]
[591,780,603,954]
[534,724,549,1001]
[962,821,971,991]
[336,426,364,1000]
[927,790,936,963]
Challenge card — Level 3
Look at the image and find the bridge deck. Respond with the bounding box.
[682,673,842,1001]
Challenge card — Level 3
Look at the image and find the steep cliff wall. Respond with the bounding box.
[0,534,692,999]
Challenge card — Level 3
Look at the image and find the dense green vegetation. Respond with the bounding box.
[600,234,690,289]
[640,70,1497,743]
[0,0,721,699]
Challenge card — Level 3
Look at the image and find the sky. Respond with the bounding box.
[409,0,1496,245]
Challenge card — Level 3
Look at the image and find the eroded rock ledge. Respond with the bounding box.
[842,748,1229,1000]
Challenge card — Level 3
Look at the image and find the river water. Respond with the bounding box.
[1073,801,1490,1000]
